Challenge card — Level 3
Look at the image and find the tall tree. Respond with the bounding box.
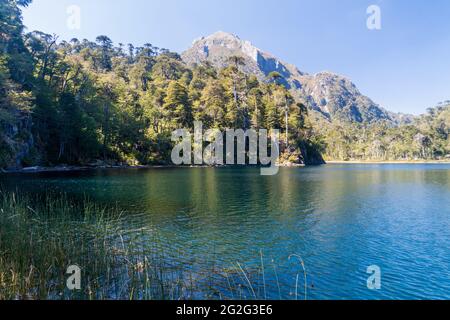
[164,81,192,128]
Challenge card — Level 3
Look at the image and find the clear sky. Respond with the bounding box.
[22,0,450,115]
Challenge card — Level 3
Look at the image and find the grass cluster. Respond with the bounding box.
[0,191,308,300]
[0,192,194,300]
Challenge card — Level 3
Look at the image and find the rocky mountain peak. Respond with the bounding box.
[182,31,303,81]
[194,31,242,44]
[182,32,396,124]
[191,31,259,63]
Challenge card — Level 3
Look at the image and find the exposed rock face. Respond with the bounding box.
[182,31,305,88]
[297,71,393,123]
[387,111,416,125]
[0,113,34,170]
[182,31,404,124]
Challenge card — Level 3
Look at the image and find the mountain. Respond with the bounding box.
[183,31,305,82]
[182,31,407,124]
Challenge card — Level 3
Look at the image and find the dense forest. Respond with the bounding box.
[0,0,322,169]
[1,0,449,169]
[313,104,450,161]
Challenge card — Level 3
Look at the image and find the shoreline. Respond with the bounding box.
[326,160,450,164]
[2,160,450,174]
[0,164,169,174]
[1,163,298,174]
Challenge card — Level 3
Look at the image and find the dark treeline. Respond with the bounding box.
[0,0,321,168]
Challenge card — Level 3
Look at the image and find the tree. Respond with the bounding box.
[199,80,227,128]
[227,55,246,119]
[267,71,282,84]
[95,35,113,70]
[248,87,264,129]
[283,91,294,147]
[164,81,192,128]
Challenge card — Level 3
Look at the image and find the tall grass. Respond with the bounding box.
[0,191,308,300]
[0,192,194,300]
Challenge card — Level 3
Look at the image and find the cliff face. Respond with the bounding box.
[182,31,409,125]
[0,113,34,170]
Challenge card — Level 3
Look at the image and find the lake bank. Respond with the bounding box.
[326,160,450,164]
[3,160,450,174]
[0,164,177,174]
[0,163,307,174]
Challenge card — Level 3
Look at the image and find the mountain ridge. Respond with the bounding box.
[182,31,413,125]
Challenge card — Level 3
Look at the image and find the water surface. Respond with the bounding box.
[2,164,449,299]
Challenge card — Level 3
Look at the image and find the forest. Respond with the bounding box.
[313,104,450,161]
[1,0,449,169]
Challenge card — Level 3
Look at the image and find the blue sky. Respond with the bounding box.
[23,0,450,115]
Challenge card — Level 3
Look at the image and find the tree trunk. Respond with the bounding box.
[103,103,110,161]
[285,105,289,148]
[58,142,65,161]
[255,100,259,130]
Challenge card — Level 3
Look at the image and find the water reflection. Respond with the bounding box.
[1,164,449,299]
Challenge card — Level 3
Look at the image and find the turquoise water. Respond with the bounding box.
[1,165,450,299]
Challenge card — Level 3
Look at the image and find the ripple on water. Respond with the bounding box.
[1,165,450,299]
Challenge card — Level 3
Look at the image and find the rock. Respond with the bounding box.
[87,160,107,167]
[22,166,42,172]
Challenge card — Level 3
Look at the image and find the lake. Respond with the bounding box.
[1,164,449,300]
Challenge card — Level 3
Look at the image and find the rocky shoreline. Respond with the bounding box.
[0,164,159,174]
[1,161,310,174]
[4,160,450,174]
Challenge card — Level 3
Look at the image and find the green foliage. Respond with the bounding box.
[1,1,448,168]
[0,1,315,168]
[314,104,450,161]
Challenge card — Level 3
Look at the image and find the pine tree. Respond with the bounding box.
[164,81,192,128]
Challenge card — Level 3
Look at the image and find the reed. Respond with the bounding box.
[0,191,308,300]
[0,192,192,300]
